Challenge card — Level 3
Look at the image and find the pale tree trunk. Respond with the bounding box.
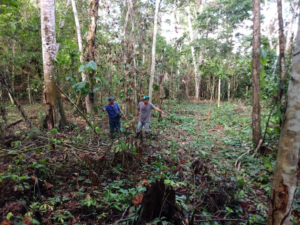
[27,73,32,105]
[252,0,262,146]
[123,0,131,36]
[41,0,67,129]
[267,11,300,224]
[148,0,159,102]
[228,78,230,100]
[85,0,99,114]
[187,5,200,99]
[8,41,15,104]
[158,73,165,122]
[130,0,137,107]
[285,0,300,52]
[217,78,221,107]
[71,0,87,85]
[59,0,71,31]
[277,0,286,101]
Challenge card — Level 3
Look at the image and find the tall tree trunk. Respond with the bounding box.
[217,78,221,107]
[285,0,300,52]
[85,0,99,114]
[187,5,200,100]
[27,72,32,105]
[8,41,15,104]
[41,0,67,129]
[59,0,71,33]
[267,10,300,224]
[71,0,88,92]
[252,0,262,146]
[148,0,159,102]
[277,0,286,101]
[228,78,230,100]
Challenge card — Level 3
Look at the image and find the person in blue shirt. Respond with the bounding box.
[103,96,125,136]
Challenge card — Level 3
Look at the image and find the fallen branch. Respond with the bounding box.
[55,83,98,135]
[194,218,247,223]
[6,119,23,129]
[0,145,50,158]
[0,72,33,128]
[235,139,262,171]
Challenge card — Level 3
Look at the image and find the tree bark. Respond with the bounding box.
[228,78,230,100]
[285,0,300,52]
[9,40,15,104]
[252,0,262,146]
[59,0,71,32]
[71,0,88,98]
[85,0,99,114]
[267,9,300,224]
[217,78,221,107]
[148,0,159,102]
[187,5,200,100]
[41,0,67,129]
[277,0,286,101]
[27,72,32,105]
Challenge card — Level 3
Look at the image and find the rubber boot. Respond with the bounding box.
[135,132,141,139]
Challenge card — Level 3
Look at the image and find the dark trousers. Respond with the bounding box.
[109,118,121,134]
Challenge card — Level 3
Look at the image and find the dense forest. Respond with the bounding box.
[0,0,300,224]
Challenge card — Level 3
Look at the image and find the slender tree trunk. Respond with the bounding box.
[27,72,32,105]
[85,0,99,114]
[267,11,300,224]
[187,5,200,100]
[277,0,286,101]
[71,0,88,94]
[41,0,67,129]
[59,0,71,32]
[218,78,221,107]
[285,0,300,52]
[123,0,130,36]
[252,0,262,146]
[148,0,159,102]
[8,41,15,104]
[228,78,230,100]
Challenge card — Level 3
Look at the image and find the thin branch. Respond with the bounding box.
[55,83,98,135]
[194,218,248,223]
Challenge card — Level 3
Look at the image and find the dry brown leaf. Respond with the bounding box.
[22,216,33,225]
[43,182,53,189]
[132,194,143,206]
[43,219,52,225]
[30,175,37,184]
[0,221,12,225]
[2,202,24,215]
[142,179,149,186]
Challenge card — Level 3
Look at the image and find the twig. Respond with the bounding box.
[262,98,278,144]
[159,192,170,219]
[0,72,33,128]
[235,139,262,170]
[113,205,130,225]
[6,119,23,129]
[55,83,98,135]
[194,218,247,223]
[0,145,50,158]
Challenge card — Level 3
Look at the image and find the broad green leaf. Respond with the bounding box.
[262,156,273,169]
[151,219,161,224]
[78,65,85,72]
[261,49,267,59]
[88,61,97,70]
[249,166,264,176]
[249,60,252,70]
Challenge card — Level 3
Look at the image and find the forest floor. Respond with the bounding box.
[0,100,300,225]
